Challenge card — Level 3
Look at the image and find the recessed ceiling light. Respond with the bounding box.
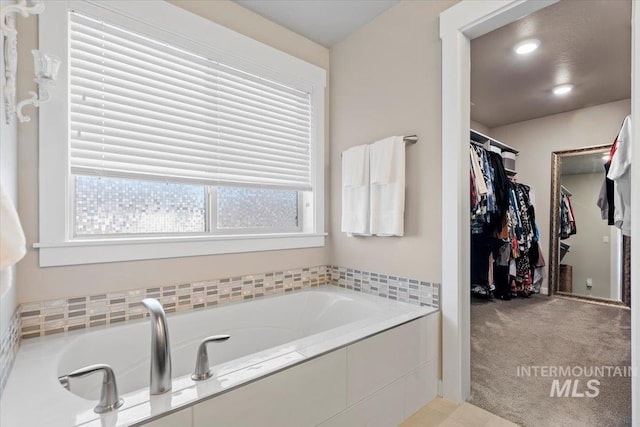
[514,39,540,55]
[552,84,573,96]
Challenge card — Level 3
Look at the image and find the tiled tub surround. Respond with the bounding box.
[1,286,438,427]
[19,265,332,339]
[17,265,439,339]
[0,264,440,398]
[330,266,440,308]
[0,309,21,395]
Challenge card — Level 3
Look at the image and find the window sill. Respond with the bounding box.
[34,233,326,267]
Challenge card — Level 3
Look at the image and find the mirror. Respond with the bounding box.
[549,145,626,304]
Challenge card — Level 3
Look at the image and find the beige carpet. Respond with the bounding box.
[470,295,631,427]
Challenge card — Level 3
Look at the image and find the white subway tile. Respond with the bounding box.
[193,349,347,427]
[347,320,421,405]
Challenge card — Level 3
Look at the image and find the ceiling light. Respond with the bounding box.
[552,84,573,96]
[514,39,540,55]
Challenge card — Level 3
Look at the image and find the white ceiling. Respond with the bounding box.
[234,0,398,47]
[471,0,631,128]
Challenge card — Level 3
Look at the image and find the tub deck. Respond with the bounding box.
[0,286,437,427]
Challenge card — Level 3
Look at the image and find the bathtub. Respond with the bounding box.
[0,285,438,427]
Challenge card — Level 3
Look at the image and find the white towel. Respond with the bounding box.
[0,184,26,270]
[341,144,370,235]
[370,136,399,184]
[369,137,405,236]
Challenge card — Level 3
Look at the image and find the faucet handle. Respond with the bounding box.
[191,335,231,381]
[58,364,124,414]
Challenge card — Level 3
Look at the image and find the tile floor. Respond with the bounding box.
[400,398,519,427]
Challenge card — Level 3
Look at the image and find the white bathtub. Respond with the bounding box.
[0,285,438,427]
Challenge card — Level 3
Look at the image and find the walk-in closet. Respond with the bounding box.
[470,130,544,300]
[468,1,633,426]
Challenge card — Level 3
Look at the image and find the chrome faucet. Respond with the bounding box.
[191,334,230,381]
[141,298,172,394]
[59,364,123,414]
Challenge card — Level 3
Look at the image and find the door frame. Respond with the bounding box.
[439,3,639,426]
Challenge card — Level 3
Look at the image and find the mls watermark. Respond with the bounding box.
[516,365,637,398]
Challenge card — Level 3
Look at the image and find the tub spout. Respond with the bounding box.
[141,298,172,395]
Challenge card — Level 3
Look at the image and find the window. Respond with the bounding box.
[37,1,325,266]
[215,187,299,231]
[73,175,207,236]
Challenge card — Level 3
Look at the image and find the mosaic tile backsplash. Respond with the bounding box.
[17,265,439,340]
[0,309,21,397]
[19,266,331,339]
[329,266,440,308]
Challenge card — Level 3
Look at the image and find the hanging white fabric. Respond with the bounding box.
[0,185,26,270]
[341,144,370,235]
[68,12,312,191]
[369,136,406,236]
[607,115,632,236]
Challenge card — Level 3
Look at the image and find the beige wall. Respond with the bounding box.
[471,120,490,135]
[561,173,614,299]
[15,0,330,303]
[490,99,630,290]
[329,0,456,282]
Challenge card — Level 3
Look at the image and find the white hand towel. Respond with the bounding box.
[369,137,405,236]
[341,144,370,235]
[342,144,369,187]
[0,184,26,270]
[370,136,401,184]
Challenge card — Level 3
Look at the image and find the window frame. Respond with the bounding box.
[37,0,325,267]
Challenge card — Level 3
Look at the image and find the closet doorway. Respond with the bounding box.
[440,0,638,426]
[468,2,632,425]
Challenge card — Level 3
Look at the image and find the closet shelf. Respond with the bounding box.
[470,129,519,154]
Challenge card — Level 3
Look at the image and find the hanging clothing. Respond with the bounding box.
[597,160,616,225]
[599,140,618,225]
[607,115,632,236]
[530,242,546,294]
[560,192,577,239]
[469,140,542,298]
[493,242,511,299]
[470,146,488,196]
[470,145,510,235]
[486,151,510,234]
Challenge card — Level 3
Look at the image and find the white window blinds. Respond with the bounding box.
[69,12,313,191]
